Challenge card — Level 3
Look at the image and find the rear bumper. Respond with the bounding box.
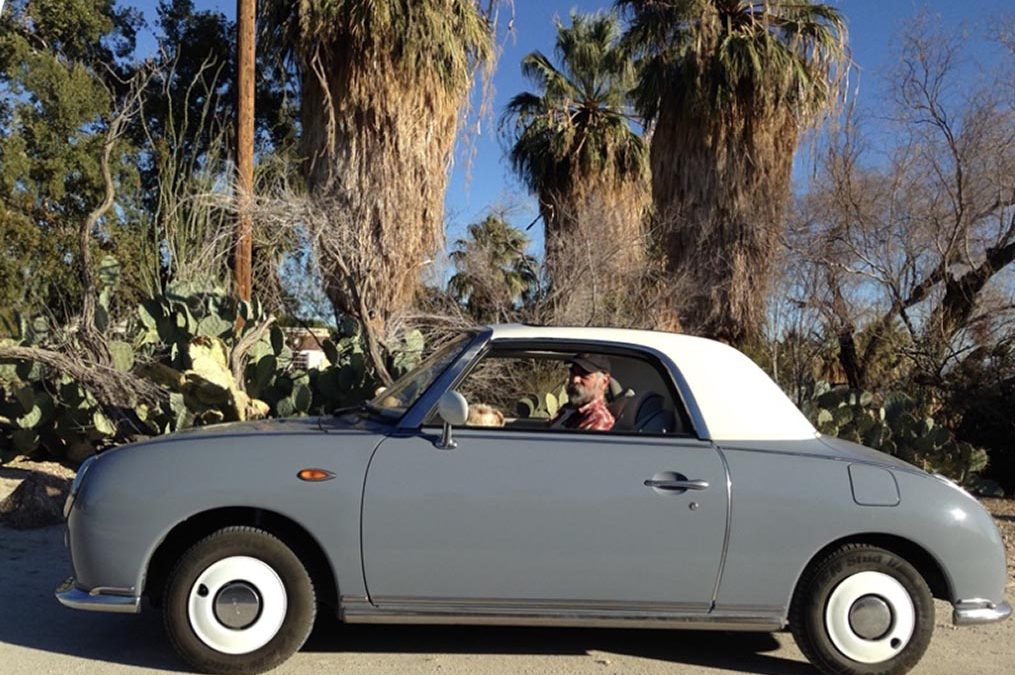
[55,577,140,614]
[953,599,1011,626]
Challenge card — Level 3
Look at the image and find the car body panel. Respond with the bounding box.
[714,441,1006,612]
[361,430,728,607]
[67,414,385,599]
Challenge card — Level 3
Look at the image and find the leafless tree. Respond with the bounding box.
[786,16,1015,392]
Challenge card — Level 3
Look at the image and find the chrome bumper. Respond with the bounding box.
[953,599,1012,626]
[55,577,140,614]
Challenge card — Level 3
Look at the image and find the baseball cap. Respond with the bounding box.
[568,353,611,374]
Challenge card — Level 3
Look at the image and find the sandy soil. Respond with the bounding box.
[0,464,1011,674]
[0,457,76,501]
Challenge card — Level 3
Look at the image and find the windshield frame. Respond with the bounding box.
[364,330,483,422]
[393,329,491,430]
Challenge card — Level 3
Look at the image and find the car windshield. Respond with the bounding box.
[367,333,473,418]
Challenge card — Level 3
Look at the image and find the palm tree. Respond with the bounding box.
[618,0,847,345]
[260,1,493,333]
[448,215,539,322]
[504,12,649,322]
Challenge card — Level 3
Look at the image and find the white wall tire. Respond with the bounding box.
[164,527,316,674]
[791,544,934,675]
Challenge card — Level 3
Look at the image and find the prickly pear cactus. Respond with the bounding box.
[515,385,569,419]
[2,279,434,462]
[149,336,272,424]
[806,385,988,483]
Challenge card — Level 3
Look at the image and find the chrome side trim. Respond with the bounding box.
[710,444,734,609]
[340,596,784,631]
[953,599,1012,626]
[367,596,710,611]
[55,577,140,614]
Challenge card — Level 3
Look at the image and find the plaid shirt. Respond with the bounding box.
[553,398,615,432]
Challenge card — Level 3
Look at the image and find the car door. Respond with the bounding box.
[360,428,729,612]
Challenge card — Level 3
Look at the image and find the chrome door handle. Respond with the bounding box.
[644,478,710,491]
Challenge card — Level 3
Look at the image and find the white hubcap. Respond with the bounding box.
[825,571,915,663]
[187,556,288,655]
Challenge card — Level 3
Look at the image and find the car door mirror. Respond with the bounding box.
[437,390,469,426]
[436,391,468,449]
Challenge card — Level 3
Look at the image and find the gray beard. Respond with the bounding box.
[566,383,596,407]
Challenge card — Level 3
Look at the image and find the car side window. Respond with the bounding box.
[426,348,689,436]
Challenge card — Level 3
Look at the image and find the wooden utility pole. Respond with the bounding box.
[234,0,255,305]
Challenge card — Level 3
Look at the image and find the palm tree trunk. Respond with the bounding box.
[542,173,650,326]
[652,110,796,345]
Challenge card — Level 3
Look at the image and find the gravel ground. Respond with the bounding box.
[982,498,1015,582]
[0,466,1012,675]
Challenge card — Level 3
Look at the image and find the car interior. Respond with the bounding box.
[435,348,690,436]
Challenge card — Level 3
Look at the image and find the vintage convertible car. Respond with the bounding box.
[56,325,1010,675]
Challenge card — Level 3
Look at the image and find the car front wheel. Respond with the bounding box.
[163,526,316,674]
[790,544,934,675]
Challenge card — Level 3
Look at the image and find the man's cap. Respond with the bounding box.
[568,353,611,374]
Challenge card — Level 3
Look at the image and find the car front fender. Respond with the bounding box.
[66,429,381,604]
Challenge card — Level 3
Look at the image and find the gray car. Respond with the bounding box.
[56,325,1010,675]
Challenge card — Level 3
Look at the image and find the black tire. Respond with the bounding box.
[790,544,934,675]
[163,526,316,674]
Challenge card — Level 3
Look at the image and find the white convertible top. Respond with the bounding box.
[487,324,818,442]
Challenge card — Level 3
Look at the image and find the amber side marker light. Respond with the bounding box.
[297,468,335,482]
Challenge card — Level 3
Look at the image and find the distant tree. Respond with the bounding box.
[505,11,649,320]
[0,0,150,319]
[619,0,847,345]
[449,215,539,322]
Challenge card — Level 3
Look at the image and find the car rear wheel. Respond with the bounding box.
[790,544,934,675]
[163,527,316,674]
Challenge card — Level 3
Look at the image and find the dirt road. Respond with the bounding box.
[1,524,1011,675]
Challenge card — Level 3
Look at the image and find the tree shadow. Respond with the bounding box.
[0,524,189,672]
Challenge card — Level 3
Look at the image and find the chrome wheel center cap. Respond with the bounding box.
[848,594,893,640]
[213,581,261,630]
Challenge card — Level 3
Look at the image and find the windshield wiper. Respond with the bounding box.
[330,402,369,416]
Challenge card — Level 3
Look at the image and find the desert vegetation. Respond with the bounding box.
[1,1,1013,492]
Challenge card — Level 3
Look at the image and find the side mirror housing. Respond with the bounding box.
[437,390,469,426]
[436,391,468,449]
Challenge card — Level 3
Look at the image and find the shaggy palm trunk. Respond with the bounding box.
[653,108,796,345]
[301,41,466,336]
[541,171,650,326]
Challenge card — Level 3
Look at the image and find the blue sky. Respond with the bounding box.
[128,0,1012,258]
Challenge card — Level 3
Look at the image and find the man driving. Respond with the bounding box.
[551,353,616,431]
